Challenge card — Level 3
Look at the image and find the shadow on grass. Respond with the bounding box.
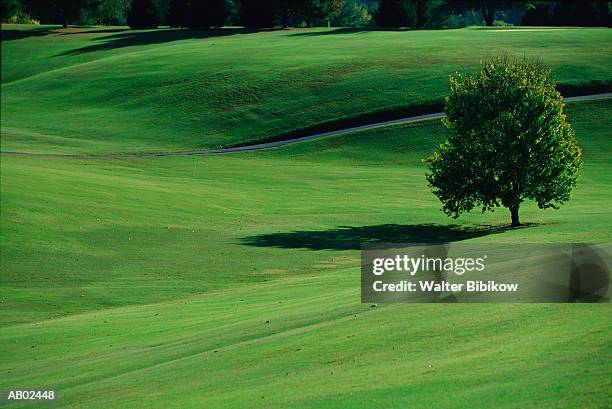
[288,27,454,37]
[241,223,523,250]
[60,28,130,35]
[1,28,54,41]
[289,27,374,37]
[56,27,269,55]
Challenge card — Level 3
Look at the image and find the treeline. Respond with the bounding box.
[1,0,610,29]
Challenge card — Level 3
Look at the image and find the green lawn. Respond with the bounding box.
[1,99,611,408]
[1,25,611,409]
[1,25,611,153]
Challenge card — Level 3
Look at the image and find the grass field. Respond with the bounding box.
[1,24,611,408]
[1,25,611,153]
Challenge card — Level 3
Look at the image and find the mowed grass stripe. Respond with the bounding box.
[2,26,611,153]
[0,267,609,408]
[1,100,610,327]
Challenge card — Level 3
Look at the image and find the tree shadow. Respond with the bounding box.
[59,28,130,35]
[289,27,373,37]
[241,223,519,251]
[1,28,54,41]
[56,27,266,56]
[288,27,456,37]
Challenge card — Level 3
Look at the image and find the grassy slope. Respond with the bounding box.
[2,25,612,153]
[1,100,611,408]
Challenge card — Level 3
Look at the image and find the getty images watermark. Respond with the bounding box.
[361,243,611,303]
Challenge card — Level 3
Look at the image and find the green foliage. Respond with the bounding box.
[445,0,535,26]
[127,0,159,28]
[19,0,99,26]
[5,9,40,23]
[166,0,187,26]
[427,57,583,226]
[81,0,130,25]
[333,0,372,26]
[492,18,512,26]
[1,0,21,22]
[238,0,342,28]
[239,0,277,27]
[523,1,612,27]
[552,1,612,27]
[374,0,443,28]
[187,0,228,28]
[439,8,482,28]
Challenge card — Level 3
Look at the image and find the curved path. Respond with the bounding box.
[2,93,610,159]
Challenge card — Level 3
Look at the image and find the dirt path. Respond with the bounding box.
[2,93,610,159]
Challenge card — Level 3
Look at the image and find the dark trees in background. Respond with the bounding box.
[239,0,277,27]
[83,0,131,25]
[426,57,582,227]
[292,0,342,27]
[375,0,413,27]
[552,1,611,27]
[57,0,92,27]
[521,1,554,26]
[293,0,325,27]
[127,0,159,28]
[166,0,188,26]
[374,0,443,28]
[334,0,373,26]
[1,0,21,20]
[187,0,228,28]
[238,0,343,28]
[6,0,611,28]
[522,1,611,27]
[19,0,97,27]
[445,0,535,26]
[276,0,292,27]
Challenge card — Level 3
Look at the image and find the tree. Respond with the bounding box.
[445,0,534,26]
[20,0,99,27]
[127,0,159,28]
[374,0,414,27]
[1,0,22,22]
[166,0,188,26]
[239,0,278,27]
[552,1,611,27]
[292,0,326,27]
[426,57,582,227]
[374,0,442,28]
[334,0,372,26]
[187,0,228,28]
[81,0,130,25]
[521,1,553,26]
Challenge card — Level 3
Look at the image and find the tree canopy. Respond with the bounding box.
[3,0,611,28]
[426,57,582,226]
[127,0,159,28]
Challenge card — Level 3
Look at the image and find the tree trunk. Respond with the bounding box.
[482,7,494,26]
[510,206,520,227]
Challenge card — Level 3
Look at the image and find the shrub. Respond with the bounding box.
[7,11,40,24]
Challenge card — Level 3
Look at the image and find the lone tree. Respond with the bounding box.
[426,57,582,227]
